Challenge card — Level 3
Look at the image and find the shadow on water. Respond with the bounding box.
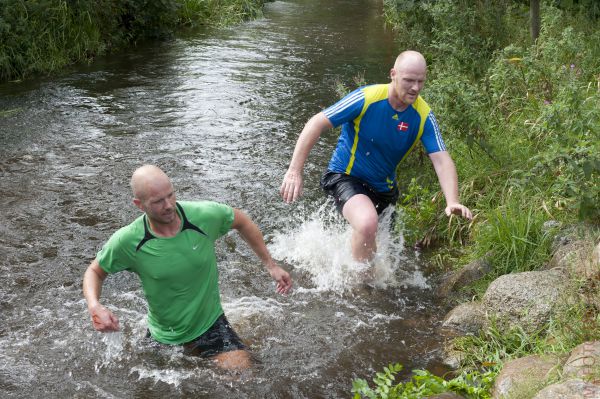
[0,0,454,397]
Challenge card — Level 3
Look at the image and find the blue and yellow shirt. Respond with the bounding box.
[323,84,445,192]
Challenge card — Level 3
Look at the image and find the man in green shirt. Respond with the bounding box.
[83,165,292,369]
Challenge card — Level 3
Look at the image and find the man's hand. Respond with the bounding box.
[280,169,303,203]
[267,263,293,295]
[89,304,120,332]
[445,203,473,220]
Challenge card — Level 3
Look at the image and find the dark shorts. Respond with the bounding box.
[320,171,399,215]
[182,314,246,358]
[147,314,246,358]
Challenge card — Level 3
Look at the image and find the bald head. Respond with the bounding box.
[130,165,172,201]
[393,50,427,73]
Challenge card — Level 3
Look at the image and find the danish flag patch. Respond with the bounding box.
[397,122,409,132]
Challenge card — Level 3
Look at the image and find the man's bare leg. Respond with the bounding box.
[342,194,379,263]
[213,349,252,370]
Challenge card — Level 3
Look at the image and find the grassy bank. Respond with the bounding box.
[351,0,600,397]
[387,0,599,253]
[0,0,268,82]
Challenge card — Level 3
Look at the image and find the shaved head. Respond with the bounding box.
[130,165,172,201]
[388,50,428,110]
[393,50,427,73]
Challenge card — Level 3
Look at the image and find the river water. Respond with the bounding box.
[0,0,452,397]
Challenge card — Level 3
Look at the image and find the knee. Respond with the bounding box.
[214,349,252,370]
[354,215,378,238]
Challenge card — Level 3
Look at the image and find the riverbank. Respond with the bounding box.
[354,0,600,397]
[0,0,268,83]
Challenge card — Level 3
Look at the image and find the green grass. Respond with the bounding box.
[0,0,270,82]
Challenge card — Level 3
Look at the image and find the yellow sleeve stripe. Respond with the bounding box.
[345,84,389,175]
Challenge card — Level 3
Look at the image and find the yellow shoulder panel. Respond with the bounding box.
[399,96,431,163]
[345,85,390,174]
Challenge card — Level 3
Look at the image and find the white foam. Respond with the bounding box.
[269,203,423,292]
[222,296,286,321]
[94,332,124,372]
[130,366,196,387]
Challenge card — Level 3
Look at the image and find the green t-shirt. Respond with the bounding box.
[96,200,234,344]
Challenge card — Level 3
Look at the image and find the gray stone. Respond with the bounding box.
[532,378,600,399]
[442,340,465,369]
[543,220,562,235]
[492,354,562,399]
[563,341,600,380]
[546,239,599,279]
[442,302,486,334]
[482,269,569,333]
[436,257,493,298]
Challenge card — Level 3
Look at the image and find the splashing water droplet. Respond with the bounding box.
[269,202,425,292]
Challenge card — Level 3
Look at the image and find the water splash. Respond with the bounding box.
[269,202,426,292]
[222,296,286,320]
[94,332,124,372]
[129,366,196,387]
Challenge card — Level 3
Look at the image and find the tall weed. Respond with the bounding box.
[473,195,555,276]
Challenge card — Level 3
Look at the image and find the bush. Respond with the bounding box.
[0,0,269,82]
[351,363,494,399]
[387,0,600,252]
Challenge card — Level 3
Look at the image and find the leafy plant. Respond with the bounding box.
[472,196,555,277]
[351,363,494,399]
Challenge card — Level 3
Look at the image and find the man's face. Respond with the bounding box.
[390,64,426,107]
[138,180,177,225]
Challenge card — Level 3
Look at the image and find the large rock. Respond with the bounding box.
[532,378,600,398]
[436,257,493,298]
[492,354,562,399]
[546,238,599,279]
[548,238,600,312]
[442,302,487,334]
[482,269,569,332]
[563,341,600,380]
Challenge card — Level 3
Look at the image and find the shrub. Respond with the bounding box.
[351,363,494,399]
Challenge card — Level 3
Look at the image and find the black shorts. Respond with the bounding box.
[147,314,246,358]
[320,171,399,215]
[182,314,246,357]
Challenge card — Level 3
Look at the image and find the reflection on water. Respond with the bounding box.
[0,0,451,397]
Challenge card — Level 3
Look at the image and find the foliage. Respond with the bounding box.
[351,363,494,399]
[179,0,266,28]
[398,177,472,249]
[385,0,600,252]
[383,0,526,79]
[454,321,550,372]
[0,0,268,82]
[449,288,600,389]
[472,195,556,277]
[383,4,599,395]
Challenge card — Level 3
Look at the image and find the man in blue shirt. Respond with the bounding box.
[280,50,472,263]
